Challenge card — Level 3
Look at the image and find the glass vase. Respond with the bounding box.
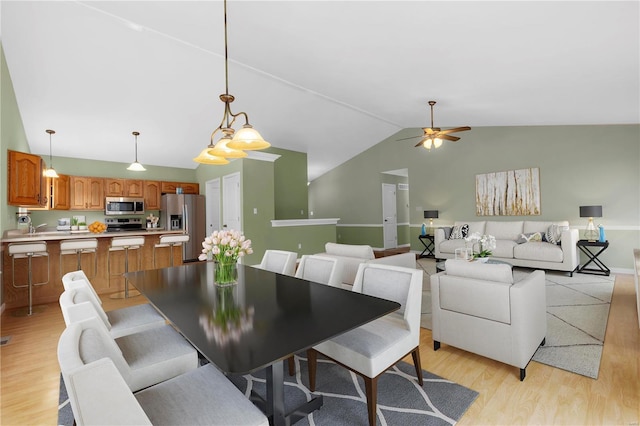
[214,261,238,287]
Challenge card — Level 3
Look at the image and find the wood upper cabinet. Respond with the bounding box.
[7,150,47,207]
[144,180,162,210]
[70,176,104,210]
[49,174,70,210]
[161,181,200,195]
[105,178,144,197]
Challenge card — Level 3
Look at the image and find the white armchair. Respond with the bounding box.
[431,259,547,380]
[59,281,166,338]
[308,263,424,426]
[58,316,197,392]
[60,358,268,426]
[255,249,297,275]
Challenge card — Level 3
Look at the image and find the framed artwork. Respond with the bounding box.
[476,167,540,216]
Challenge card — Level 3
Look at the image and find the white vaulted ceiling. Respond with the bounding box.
[2,1,638,180]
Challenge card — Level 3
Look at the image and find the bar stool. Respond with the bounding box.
[108,236,145,299]
[8,241,49,316]
[153,234,190,268]
[59,239,98,279]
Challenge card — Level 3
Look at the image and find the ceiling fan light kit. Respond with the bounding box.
[402,100,471,151]
[194,0,270,165]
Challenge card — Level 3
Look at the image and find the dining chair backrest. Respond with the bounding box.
[257,250,297,275]
[352,263,423,334]
[295,255,343,287]
[62,270,101,305]
[59,285,112,331]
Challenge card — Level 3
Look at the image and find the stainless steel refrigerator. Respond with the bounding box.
[160,194,206,262]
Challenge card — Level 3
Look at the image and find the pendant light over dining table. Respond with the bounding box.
[194,0,270,165]
[127,131,146,171]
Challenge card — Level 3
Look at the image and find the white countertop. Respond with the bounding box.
[1,229,184,243]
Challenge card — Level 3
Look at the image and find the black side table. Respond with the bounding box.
[577,240,610,276]
[418,234,435,258]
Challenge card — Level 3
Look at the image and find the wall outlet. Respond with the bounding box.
[300,209,304,215]
[253,208,258,214]
[298,243,302,249]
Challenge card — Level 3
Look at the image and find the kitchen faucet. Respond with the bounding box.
[29,223,47,234]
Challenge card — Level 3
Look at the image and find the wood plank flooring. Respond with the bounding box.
[1,272,638,425]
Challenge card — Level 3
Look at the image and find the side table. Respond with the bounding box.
[577,240,610,276]
[418,234,435,258]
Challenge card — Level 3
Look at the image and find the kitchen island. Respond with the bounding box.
[1,229,188,310]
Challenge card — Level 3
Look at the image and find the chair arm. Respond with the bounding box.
[67,358,151,426]
[510,270,547,363]
[434,228,446,258]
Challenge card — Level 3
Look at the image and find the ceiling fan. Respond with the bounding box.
[399,101,471,150]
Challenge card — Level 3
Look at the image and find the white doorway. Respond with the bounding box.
[223,172,242,231]
[382,183,397,249]
[205,178,221,234]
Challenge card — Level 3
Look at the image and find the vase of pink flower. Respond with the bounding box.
[199,229,253,286]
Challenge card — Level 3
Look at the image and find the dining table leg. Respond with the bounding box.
[266,361,286,426]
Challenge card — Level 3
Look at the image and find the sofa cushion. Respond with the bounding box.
[439,274,512,324]
[523,220,569,234]
[324,243,374,260]
[514,242,564,263]
[492,240,517,258]
[438,238,468,254]
[485,221,524,240]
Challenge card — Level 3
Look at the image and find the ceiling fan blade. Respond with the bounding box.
[438,126,471,135]
[440,134,460,142]
[423,127,440,135]
[414,140,425,148]
[396,134,422,142]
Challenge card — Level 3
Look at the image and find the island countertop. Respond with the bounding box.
[1,228,185,243]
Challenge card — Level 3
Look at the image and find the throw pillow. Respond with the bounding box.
[449,224,469,240]
[545,224,563,245]
[516,232,543,244]
[441,226,453,240]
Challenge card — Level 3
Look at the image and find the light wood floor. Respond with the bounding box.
[1,273,638,425]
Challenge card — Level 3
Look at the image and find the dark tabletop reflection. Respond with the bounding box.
[126,262,399,374]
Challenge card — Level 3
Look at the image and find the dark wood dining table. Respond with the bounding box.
[126,261,400,426]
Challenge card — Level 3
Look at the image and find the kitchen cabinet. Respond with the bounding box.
[70,176,104,210]
[144,180,162,210]
[161,181,199,195]
[7,150,47,207]
[49,174,71,210]
[104,179,144,197]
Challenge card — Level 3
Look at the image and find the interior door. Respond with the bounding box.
[382,183,397,249]
[205,178,221,235]
[223,172,241,232]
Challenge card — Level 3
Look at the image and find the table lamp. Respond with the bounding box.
[423,210,439,235]
[579,205,602,242]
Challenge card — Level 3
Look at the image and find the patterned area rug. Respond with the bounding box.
[416,258,614,379]
[58,356,478,426]
[229,355,478,426]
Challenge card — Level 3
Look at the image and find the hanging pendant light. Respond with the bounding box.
[194,0,269,164]
[127,131,146,171]
[43,129,59,178]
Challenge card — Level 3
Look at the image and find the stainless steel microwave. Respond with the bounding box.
[105,197,145,215]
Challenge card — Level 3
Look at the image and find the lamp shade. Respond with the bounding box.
[424,210,439,219]
[579,205,602,218]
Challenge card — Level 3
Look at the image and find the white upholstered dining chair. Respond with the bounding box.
[307,263,424,426]
[294,254,343,288]
[255,249,297,275]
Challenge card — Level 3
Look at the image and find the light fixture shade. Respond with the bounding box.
[208,136,248,158]
[424,210,439,219]
[420,138,432,150]
[579,205,603,218]
[193,147,230,165]
[127,161,146,171]
[227,125,271,150]
[44,167,59,178]
[433,138,443,149]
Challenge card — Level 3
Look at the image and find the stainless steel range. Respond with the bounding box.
[105,217,143,232]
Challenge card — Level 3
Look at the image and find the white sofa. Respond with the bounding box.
[435,220,579,275]
[315,243,417,286]
[431,259,547,380]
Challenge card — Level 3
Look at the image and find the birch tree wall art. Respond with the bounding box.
[475,167,540,216]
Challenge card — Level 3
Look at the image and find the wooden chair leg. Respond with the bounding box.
[307,349,317,391]
[288,355,295,376]
[411,347,424,386]
[364,376,378,426]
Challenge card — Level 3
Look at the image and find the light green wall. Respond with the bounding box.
[269,224,336,255]
[267,147,308,220]
[241,159,275,265]
[310,124,640,271]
